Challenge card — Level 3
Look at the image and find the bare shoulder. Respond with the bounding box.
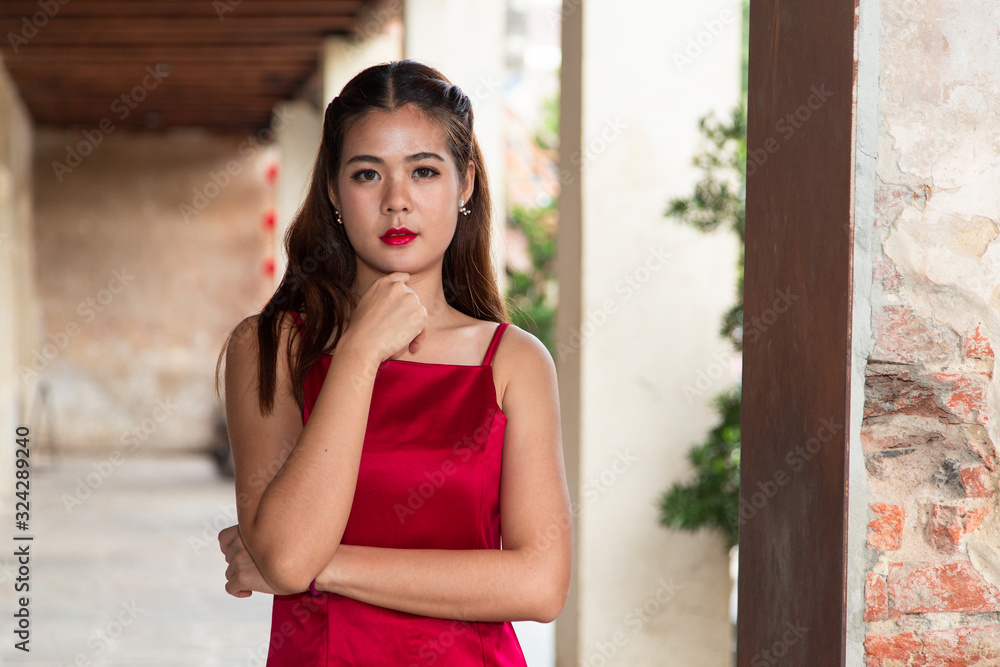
[230,310,300,349]
[491,323,557,409]
[226,311,301,392]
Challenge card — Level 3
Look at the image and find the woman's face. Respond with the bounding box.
[332,104,474,280]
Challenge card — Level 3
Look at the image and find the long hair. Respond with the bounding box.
[215,59,508,416]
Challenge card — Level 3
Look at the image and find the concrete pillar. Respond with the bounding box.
[559,0,741,665]
[0,56,38,503]
[272,100,321,282]
[403,0,507,291]
[321,4,404,107]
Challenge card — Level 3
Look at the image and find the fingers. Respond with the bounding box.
[377,272,410,290]
[217,524,239,554]
[225,579,252,598]
[219,525,244,564]
[409,327,425,354]
[219,523,257,598]
[224,552,253,598]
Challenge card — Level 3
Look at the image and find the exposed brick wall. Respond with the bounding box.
[31,128,273,451]
[859,3,1000,662]
[862,325,1000,662]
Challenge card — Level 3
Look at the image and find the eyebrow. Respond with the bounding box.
[345,151,446,166]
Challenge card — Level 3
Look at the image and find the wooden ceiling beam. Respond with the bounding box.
[0,44,321,64]
[14,81,303,98]
[0,16,357,33]
[0,0,386,130]
[33,106,276,126]
[3,31,351,47]
[5,62,313,79]
[26,94,286,110]
[0,1,365,19]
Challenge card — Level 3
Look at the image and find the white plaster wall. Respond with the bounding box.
[567,0,742,664]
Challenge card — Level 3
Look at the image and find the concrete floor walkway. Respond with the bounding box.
[0,453,553,666]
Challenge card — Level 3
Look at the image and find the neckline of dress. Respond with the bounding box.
[315,353,506,416]
[320,353,491,369]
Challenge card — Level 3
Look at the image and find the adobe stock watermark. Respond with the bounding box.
[682,287,798,403]
[18,267,135,384]
[583,577,682,666]
[673,3,741,72]
[6,0,70,53]
[574,116,629,170]
[180,106,295,223]
[61,396,179,512]
[392,407,501,524]
[556,243,672,362]
[737,416,843,527]
[751,620,809,666]
[197,437,298,554]
[330,0,403,59]
[51,66,170,181]
[408,620,478,665]
[545,0,582,25]
[214,0,243,20]
[517,114,630,213]
[78,600,145,660]
[191,501,238,554]
[238,593,326,665]
[744,287,799,344]
[747,83,834,177]
[682,349,737,404]
[519,448,637,567]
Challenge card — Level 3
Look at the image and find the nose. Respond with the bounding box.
[381,172,411,214]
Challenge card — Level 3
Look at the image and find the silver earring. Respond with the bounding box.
[334,209,343,225]
[458,199,471,216]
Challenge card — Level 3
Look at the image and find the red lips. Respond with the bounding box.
[380,227,417,246]
[380,226,415,239]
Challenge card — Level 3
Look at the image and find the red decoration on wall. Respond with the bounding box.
[266,161,280,185]
[262,256,275,279]
[263,207,276,231]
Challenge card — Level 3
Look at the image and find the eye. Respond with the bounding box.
[414,167,439,178]
[352,169,379,182]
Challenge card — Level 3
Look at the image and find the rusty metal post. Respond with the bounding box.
[738,0,856,664]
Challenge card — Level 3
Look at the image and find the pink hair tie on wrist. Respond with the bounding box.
[309,578,321,597]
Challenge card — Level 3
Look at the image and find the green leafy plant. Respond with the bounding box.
[657,102,746,550]
[505,200,557,355]
[659,386,742,548]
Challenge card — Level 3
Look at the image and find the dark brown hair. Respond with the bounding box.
[214,59,509,416]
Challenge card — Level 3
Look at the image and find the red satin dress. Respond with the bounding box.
[265,311,527,666]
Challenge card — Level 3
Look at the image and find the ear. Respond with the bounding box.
[327,183,340,211]
[460,160,476,203]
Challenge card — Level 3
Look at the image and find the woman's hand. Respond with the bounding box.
[340,272,427,362]
[219,524,280,597]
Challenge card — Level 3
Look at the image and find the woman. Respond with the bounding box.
[214,60,572,665]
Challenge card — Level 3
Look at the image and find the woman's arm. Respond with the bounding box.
[316,544,562,623]
[224,312,381,595]
[314,327,573,623]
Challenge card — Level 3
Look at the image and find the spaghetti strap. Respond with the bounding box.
[482,322,509,367]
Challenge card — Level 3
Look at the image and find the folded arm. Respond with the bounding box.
[223,313,381,595]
